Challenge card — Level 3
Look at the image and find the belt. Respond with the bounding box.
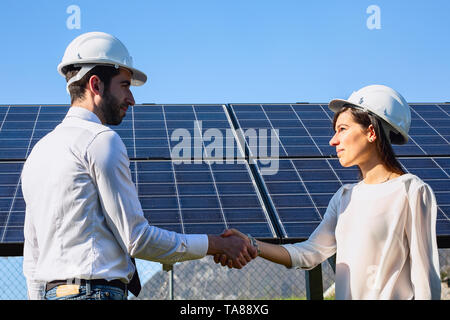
[45,279,127,292]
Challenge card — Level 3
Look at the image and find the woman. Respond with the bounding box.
[216,85,441,300]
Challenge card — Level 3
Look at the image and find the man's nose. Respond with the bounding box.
[126,91,135,106]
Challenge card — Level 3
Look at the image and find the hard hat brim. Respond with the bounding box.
[328,99,352,113]
[128,66,147,86]
[57,60,148,86]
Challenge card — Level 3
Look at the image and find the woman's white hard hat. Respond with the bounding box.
[328,84,411,145]
[57,31,147,90]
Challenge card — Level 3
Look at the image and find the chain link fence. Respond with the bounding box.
[1,249,448,300]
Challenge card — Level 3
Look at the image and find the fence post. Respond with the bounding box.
[305,264,323,300]
[328,254,336,273]
[163,263,174,300]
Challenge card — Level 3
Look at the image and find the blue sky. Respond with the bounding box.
[0,0,449,105]
[0,0,449,299]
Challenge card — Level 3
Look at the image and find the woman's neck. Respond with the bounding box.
[359,160,400,184]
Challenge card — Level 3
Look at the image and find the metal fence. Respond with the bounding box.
[1,249,449,300]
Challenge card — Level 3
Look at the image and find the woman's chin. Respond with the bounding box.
[337,157,352,168]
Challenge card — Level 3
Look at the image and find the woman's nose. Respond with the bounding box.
[329,132,339,146]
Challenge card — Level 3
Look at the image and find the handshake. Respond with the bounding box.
[208,229,259,269]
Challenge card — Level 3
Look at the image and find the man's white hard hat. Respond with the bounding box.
[57,31,147,90]
[328,84,411,145]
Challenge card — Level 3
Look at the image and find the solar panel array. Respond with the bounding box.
[131,160,276,238]
[254,157,450,239]
[229,103,450,158]
[0,103,449,251]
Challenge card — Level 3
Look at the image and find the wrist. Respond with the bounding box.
[207,235,224,255]
[247,234,261,256]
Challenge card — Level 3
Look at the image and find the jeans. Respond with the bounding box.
[44,283,127,300]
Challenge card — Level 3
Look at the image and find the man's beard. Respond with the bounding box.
[99,89,128,125]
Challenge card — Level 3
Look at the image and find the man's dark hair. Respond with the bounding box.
[62,65,121,104]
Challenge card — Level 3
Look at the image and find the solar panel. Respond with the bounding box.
[229,104,333,158]
[229,103,450,158]
[253,158,355,239]
[0,159,277,244]
[132,160,277,239]
[0,162,24,243]
[0,105,244,161]
[405,104,450,156]
[253,158,450,240]
[124,105,243,160]
[399,157,450,235]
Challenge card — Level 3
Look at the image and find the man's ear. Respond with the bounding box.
[88,75,104,96]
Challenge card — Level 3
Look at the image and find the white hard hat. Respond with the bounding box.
[57,31,147,90]
[328,85,411,145]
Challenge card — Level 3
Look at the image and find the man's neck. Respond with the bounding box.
[71,100,105,124]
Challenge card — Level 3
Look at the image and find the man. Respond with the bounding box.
[22,32,256,300]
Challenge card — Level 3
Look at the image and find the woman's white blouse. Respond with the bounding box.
[282,174,441,300]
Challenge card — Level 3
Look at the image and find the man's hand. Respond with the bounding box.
[211,229,258,269]
[207,230,257,269]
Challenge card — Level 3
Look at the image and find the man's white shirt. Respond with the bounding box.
[22,107,208,299]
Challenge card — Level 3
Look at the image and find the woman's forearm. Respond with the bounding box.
[256,240,292,268]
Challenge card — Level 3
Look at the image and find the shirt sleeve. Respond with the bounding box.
[22,205,45,300]
[282,187,342,270]
[86,130,208,264]
[406,183,441,300]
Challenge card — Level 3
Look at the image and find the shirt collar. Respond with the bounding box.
[65,106,102,124]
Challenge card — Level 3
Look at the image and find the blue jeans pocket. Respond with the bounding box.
[45,284,127,300]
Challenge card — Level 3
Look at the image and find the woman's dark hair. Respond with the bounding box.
[62,65,121,104]
[332,105,405,178]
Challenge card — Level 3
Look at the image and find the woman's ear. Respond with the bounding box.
[367,124,377,143]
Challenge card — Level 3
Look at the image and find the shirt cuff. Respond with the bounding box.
[281,244,299,269]
[185,234,209,259]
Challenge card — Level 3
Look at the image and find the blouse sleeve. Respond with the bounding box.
[282,187,343,270]
[406,183,441,300]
